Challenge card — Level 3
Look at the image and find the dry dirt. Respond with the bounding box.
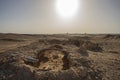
[0,33,120,80]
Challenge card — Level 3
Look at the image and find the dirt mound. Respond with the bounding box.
[67,38,84,47]
[41,39,103,52]
[23,48,70,72]
[0,38,24,42]
[38,49,69,71]
[48,39,62,44]
[49,45,63,49]
[103,34,120,39]
[66,39,103,52]
[47,38,84,47]
[83,41,103,52]
[70,36,91,40]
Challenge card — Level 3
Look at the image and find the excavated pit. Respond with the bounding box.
[38,49,70,71]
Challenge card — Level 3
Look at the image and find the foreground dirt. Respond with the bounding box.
[0,33,120,80]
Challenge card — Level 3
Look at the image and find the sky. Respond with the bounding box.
[0,0,120,34]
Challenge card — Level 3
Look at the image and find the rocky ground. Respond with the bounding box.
[0,33,120,80]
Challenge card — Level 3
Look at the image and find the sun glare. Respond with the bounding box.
[56,0,79,18]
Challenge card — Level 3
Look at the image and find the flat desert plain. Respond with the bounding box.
[0,33,120,80]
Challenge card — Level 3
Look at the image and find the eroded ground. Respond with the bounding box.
[0,33,120,80]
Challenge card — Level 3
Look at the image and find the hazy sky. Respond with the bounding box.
[0,0,120,34]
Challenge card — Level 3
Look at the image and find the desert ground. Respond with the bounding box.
[0,33,120,80]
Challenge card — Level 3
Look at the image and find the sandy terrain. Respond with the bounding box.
[0,33,120,80]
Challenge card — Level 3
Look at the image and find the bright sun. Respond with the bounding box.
[56,0,79,18]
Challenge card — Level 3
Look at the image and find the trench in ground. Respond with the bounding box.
[24,49,70,71]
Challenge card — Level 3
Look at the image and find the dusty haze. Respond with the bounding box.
[0,0,120,34]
